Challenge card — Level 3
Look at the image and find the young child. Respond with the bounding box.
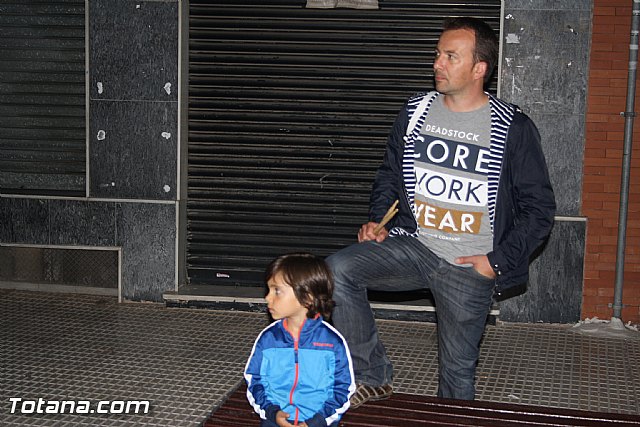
[244,253,356,427]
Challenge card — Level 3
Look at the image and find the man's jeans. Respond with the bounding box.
[326,236,495,400]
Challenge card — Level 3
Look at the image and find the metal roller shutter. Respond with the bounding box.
[187,0,501,286]
[0,1,86,196]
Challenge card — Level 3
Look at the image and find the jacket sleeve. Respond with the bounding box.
[304,333,356,427]
[487,113,556,278]
[369,103,410,223]
[244,333,281,423]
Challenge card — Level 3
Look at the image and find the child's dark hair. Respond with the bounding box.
[265,252,335,319]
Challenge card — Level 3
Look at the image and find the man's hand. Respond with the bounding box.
[358,221,389,243]
[454,255,496,279]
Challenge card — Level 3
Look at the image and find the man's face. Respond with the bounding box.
[433,28,483,97]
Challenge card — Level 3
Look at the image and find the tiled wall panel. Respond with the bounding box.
[0,197,176,301]
[497,0,591,321]
[89,0,178,200]
[116,202,176,300]
[89,0,178,102]
[1,198,49,245]
[49,200,117,246]
[501,1,591,216]
[499,220,586,323]
[89,100,177,199]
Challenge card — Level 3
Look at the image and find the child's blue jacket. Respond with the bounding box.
[244,315,355,427]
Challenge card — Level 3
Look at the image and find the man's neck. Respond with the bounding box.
[441,92,489,112]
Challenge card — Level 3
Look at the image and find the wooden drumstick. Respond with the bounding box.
[373,200,399,235]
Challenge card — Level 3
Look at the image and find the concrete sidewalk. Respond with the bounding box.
[1,289,638,426]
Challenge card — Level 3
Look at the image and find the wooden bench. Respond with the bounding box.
[204,384,640,426]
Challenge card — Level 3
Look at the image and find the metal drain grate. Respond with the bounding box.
[0,245,118,289]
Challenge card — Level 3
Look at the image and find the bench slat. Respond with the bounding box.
[204,384,640,427]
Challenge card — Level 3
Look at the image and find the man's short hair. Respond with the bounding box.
[443,17,499,84]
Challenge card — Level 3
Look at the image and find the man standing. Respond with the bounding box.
[327,17,555,407]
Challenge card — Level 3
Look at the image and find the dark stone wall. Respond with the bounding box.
[89,101,178,200]
[498,0,591,322]
[0,197,176,300]
[89,0,179,200]
[499,220,587,323]
[0,0,180,302]
[501,0,591,216]
[87,0,180,300]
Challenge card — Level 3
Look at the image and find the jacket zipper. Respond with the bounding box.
[285,319,305,426]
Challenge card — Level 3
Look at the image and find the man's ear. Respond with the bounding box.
[473,61,488,82]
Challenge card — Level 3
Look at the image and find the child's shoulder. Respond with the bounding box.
[254,319,285,341]
[314,319,349,346]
